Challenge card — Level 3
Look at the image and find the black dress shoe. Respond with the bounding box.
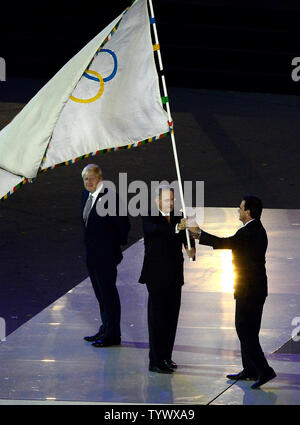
[83,332,104,342]
[164,359,177,369]
[226,370,258,381]
[251,368,276,389]
[92,338,121,347]
[149,364,174,374]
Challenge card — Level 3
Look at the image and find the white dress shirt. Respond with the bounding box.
[89,182,104,208]
[159,210,170,217]
[243,218,255,227]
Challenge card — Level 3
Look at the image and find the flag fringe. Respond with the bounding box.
[0,128,172,203]
[0,0,171,204]
[0,178,29,203]
[39,128,172,173]
[41,1,135,167]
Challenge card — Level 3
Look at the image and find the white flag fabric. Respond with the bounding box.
[41,0,169,170]
[0,0,170,202]
[0,13,122,180]
[0,170,25,202]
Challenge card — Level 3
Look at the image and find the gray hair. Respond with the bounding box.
[81,164,103,179]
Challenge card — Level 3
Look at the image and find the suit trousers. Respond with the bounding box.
[147,283,182,366]
[235,296,271,376]
[87,263,121,340]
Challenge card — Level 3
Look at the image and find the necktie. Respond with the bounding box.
[165,215,170,224]
[83,194,93,225]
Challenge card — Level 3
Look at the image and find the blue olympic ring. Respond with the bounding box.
[83,49,118,83]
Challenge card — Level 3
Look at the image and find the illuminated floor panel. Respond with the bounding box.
[0,208,299,405]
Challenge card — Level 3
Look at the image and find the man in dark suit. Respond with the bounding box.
[179,195,276,388]
[81,164,130,347]
[139,185,195,373]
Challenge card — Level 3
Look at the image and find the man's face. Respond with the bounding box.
[156,190,174,214]
[83,171,102,193]
[239,200,250,223]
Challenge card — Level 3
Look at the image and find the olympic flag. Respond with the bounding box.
[0,0,170,202]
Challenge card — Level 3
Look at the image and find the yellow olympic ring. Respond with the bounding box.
[70,70,104,104]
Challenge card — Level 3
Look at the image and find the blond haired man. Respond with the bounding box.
[81,164,130,347]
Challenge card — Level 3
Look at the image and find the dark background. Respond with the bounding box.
[1,0,300,337]
[2,0,300,98]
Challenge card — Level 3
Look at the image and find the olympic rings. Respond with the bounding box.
[85,49,118,82]
[70,49,118,104]
[70,70,104,104]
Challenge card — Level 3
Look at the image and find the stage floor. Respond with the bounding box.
[0,207,299,405]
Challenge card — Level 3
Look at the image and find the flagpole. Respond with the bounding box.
[148,0,193,257]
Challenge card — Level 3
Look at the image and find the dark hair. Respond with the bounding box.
[243,196,263,220]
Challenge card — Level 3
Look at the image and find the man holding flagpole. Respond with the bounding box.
[139,184,195,373]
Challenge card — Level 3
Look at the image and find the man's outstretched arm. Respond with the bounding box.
[178,218,240,250]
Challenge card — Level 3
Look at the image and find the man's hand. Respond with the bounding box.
[178,218,200,232]
[185,247,196,259]
[189,227,200,236]
[178,218,200,237]
[177,218,187,231]
[177,218,200,236]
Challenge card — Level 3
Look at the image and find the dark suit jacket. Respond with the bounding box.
[199,219,268,300]
[81,188,130,267]
[139,211,195,290]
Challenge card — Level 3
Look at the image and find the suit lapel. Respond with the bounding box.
[81,190,89,216]
[158,210,169,224]
[158,211,176,233]
[82,187,108,224]
[89,187,108,218]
